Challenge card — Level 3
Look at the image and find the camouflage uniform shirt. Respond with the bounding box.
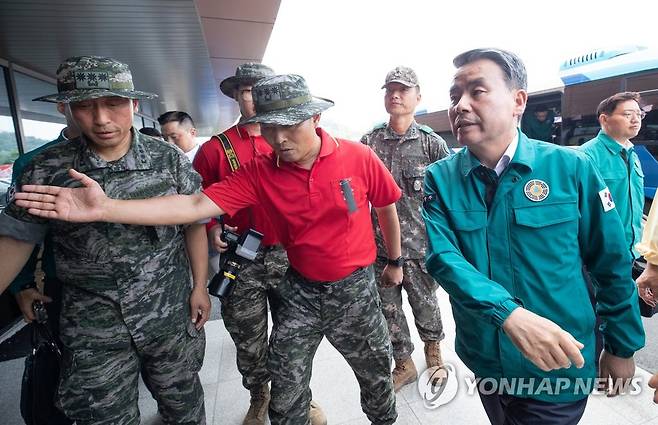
[361,121,450,260]
[0,130,202,349]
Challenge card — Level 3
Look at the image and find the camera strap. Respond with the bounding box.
[216,131,241,172]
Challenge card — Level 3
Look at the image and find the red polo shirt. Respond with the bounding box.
[202,128,401,281]
[193,125,279,246]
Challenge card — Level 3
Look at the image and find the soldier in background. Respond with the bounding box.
[0,56,209,424]
[361,66,449,392]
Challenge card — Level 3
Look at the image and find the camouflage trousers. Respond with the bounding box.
[220,245,288,390]
[268,265,397,425]
[56,321,206,425]
[374,257,444,361]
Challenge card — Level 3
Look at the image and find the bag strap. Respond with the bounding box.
[216,132,241,172]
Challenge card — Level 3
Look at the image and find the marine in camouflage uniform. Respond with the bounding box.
[208,75,401,424]
[361,66,449,391]
[0,56,206,424]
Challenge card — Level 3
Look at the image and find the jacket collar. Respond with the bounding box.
[383,120,419,141]
[597,130,627,156]
[460,129,534,177]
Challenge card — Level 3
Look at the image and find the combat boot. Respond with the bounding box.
[392,357,418,392]
[309,400,327,425]
[424,340,443,368]
[243,384,270,425]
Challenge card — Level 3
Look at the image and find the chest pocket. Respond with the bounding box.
[402,159,428,196]
[514,200,579,228]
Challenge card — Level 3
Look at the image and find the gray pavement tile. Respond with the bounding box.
[336,404,420,425]
[213,376,256,424]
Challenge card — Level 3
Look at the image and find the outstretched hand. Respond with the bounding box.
[14,169,108,222]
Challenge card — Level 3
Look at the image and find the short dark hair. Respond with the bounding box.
[453,48,527,90]
[157,111,195,128]
[139,127,162,138]
[596,92,641,116]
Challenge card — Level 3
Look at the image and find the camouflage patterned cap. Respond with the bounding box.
[381,66,419,89]
[243,74,334,126]
[219,63,275,98]
[33,56,157,103]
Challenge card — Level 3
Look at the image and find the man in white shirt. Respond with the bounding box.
[158,110,199,161]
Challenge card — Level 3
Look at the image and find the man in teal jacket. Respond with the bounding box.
[581,92,645,262]
[422,48,644,424]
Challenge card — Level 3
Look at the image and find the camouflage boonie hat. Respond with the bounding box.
[219,63,275,98]
[382,66,419,89]
[243,74,334,126]
[33,56,157,103]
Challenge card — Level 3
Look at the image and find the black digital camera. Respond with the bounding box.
[208,226,264,301]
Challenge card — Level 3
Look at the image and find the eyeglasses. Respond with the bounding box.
[612,111,647,120]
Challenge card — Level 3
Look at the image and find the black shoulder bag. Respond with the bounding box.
[20,301,72,425]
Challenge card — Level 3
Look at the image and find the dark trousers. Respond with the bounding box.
[479,391,587,425]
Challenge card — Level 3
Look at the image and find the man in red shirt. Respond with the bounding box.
[193,62,305,425]
[15,74,403,425]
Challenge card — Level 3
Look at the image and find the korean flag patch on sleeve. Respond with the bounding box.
[598,187,615,212]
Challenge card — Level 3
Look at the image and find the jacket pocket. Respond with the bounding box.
[402,159,427,196]
[514,201,579,228]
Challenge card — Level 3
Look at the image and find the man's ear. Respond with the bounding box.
[132,99,139,114]
[513,89,528,118]
[598,113,608,128]
[56,102,66,115]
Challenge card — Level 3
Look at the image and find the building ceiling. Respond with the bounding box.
[0,0,280,136]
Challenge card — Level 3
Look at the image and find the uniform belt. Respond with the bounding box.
[289,266,367,292]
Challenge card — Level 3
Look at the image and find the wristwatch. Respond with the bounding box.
[387,256,405,267]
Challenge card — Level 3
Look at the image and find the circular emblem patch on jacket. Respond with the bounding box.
[524,179,549,202]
